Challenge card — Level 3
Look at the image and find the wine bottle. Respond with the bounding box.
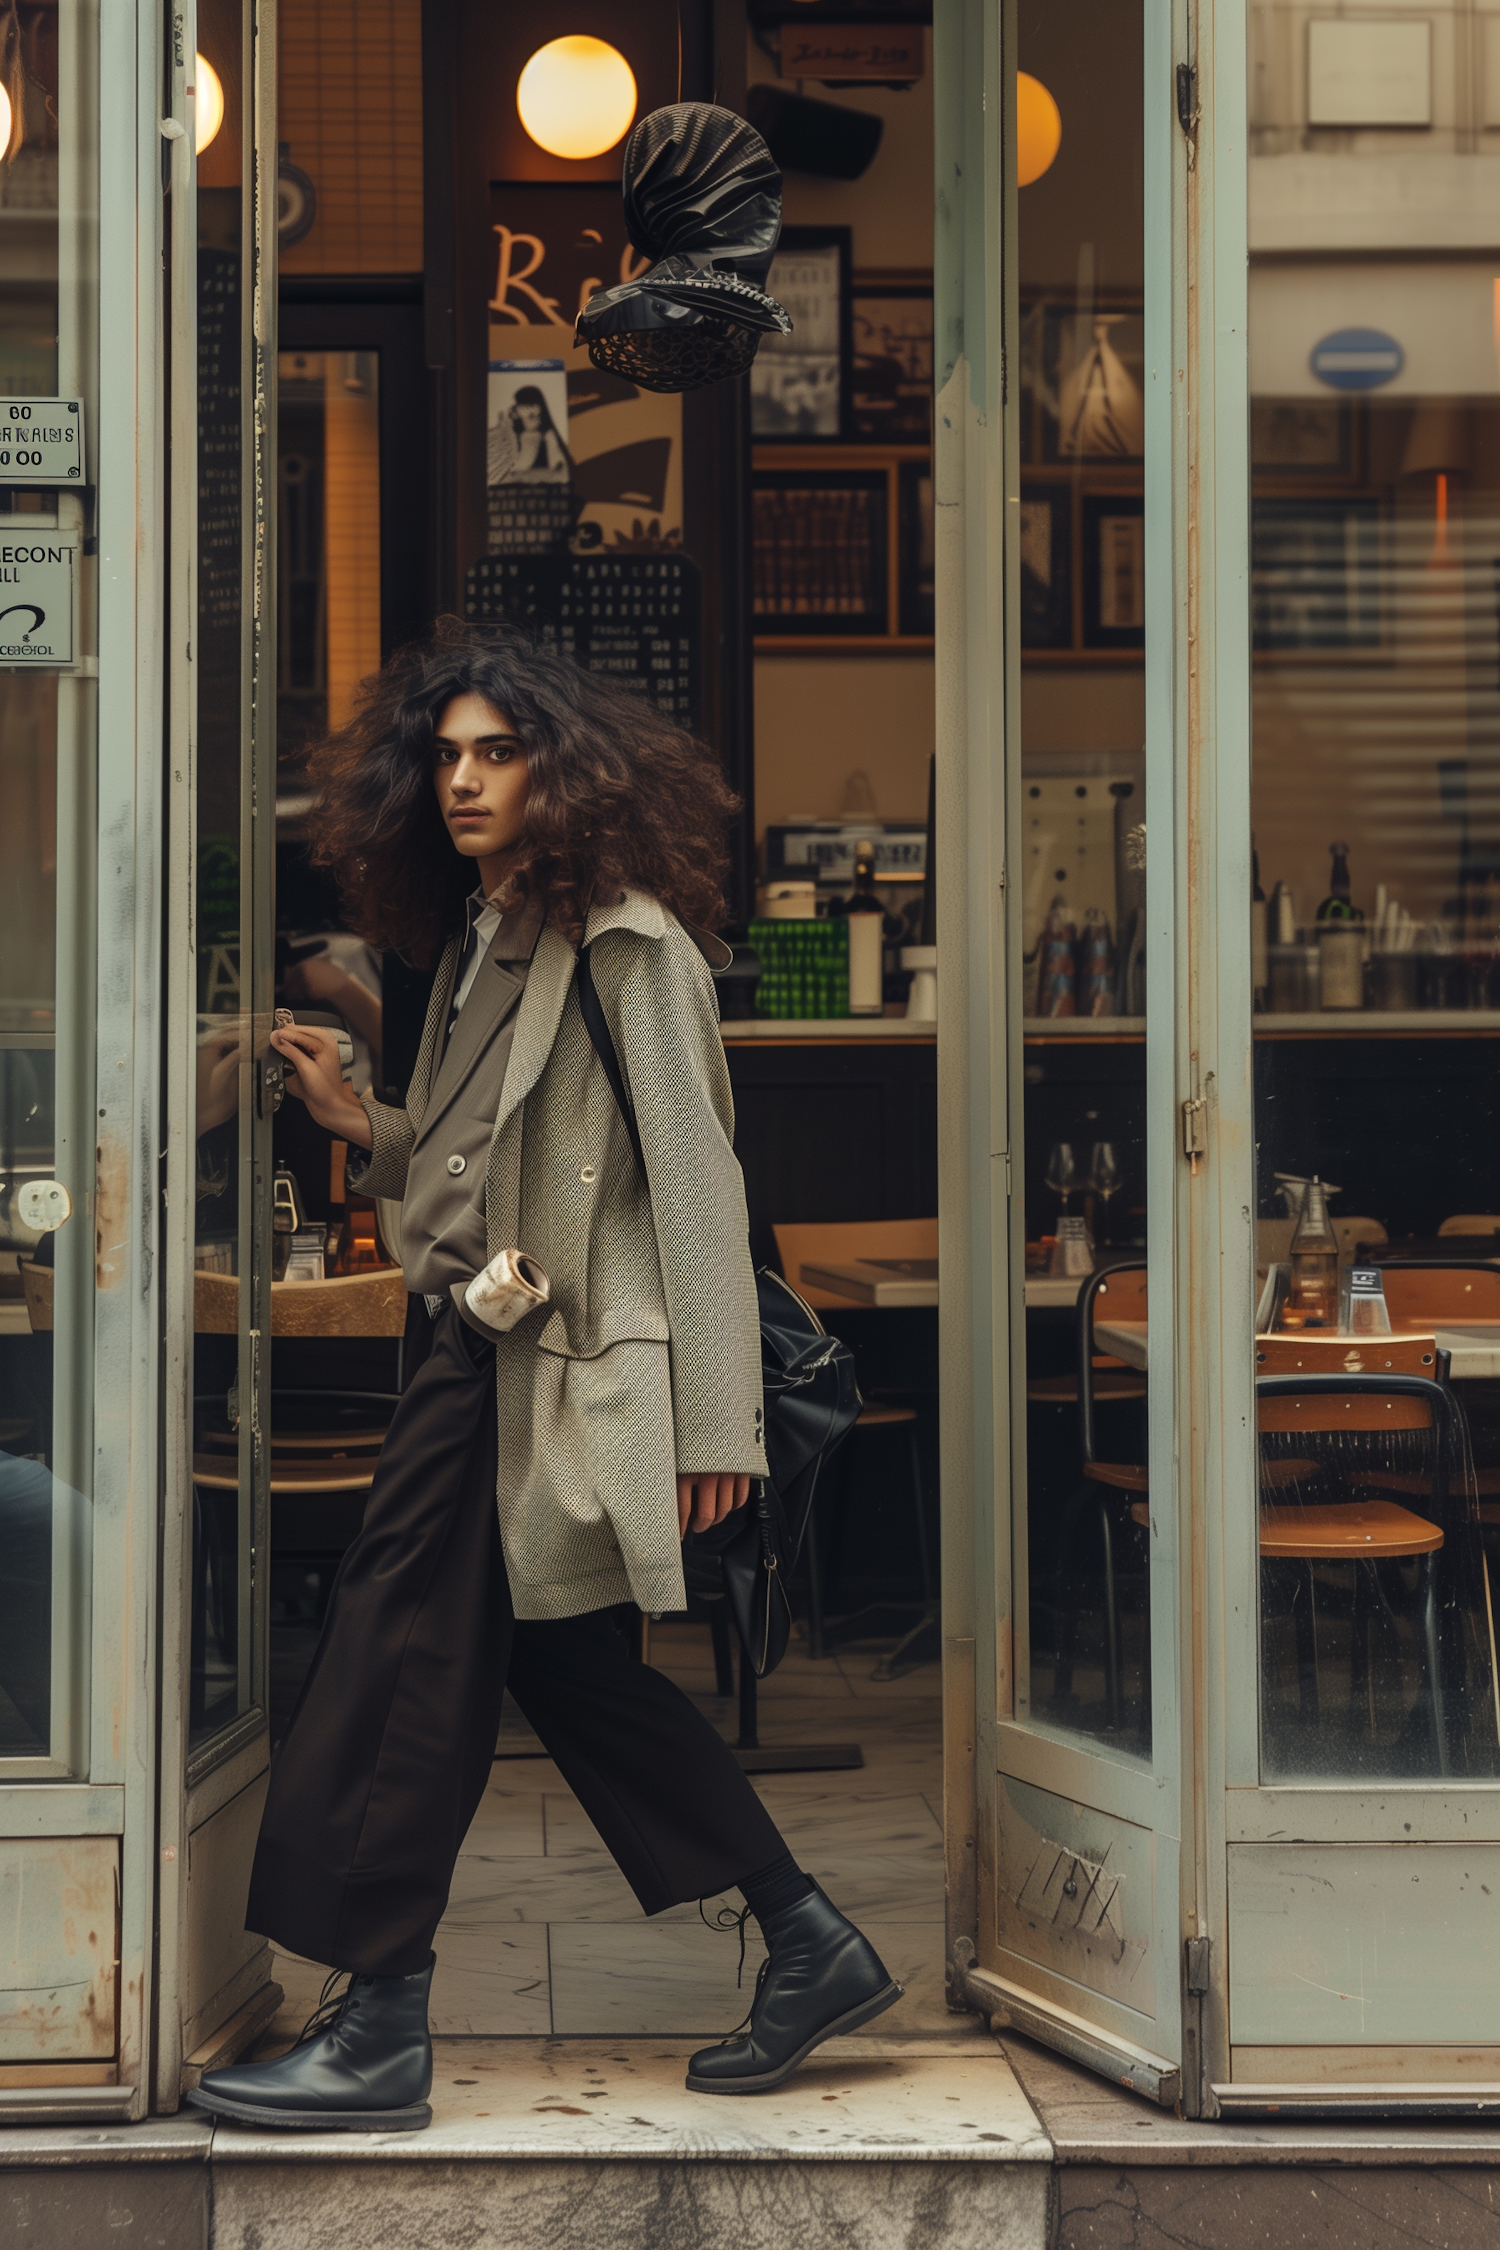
[1316,842,1360,924]
[1284,1177,1339,1329]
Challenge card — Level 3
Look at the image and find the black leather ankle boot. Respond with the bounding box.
[188,1957,435,2130]
[686,1886,901,2094]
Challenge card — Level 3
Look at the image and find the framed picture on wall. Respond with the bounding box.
[851,277,932,444]
[1019,483,1071,649]
[1039,299,1145,464]
[1082,493,1145,648]
[751,466,889,633]
[752,226,853,441]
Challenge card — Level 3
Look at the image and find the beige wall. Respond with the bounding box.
[755,657,935,830]
[747,32,935,270]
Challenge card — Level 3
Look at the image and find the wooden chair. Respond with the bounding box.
[193,1266,408,1337]
[1334,1216,1388,1261]
[1027,1261,1146,1410]
[1255,1360,1453,1772]
[770,1221,935,1669]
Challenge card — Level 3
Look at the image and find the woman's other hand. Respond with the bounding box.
[677,1472,752,1539]
[269,1024,373,1148]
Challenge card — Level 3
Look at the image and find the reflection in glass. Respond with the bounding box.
[1249,6,1500,1779]
[190,0,253,1752]
[1017,0,1150,1753]
[0,1,93,1771]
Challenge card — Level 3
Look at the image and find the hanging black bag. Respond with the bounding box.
[575,945,862,1675]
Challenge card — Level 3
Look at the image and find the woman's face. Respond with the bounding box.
[432,692,531,873]
[517,400,544,430]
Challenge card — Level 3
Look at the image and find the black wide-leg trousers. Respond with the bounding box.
[246,1302,784,1976]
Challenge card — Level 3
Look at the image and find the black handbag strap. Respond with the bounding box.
[575,943,646,1176]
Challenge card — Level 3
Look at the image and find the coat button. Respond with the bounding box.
[580,1164,597,1183]
[447,1153,466,1175]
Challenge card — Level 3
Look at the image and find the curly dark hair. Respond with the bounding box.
[304,616,739,964]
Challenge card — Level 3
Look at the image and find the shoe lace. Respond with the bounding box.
[699,1897,756,1987]
[293,1968,353,2048]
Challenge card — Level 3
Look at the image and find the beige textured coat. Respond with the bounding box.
[358,888,767,1620]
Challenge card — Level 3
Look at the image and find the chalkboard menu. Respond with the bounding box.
[463,551,701,733]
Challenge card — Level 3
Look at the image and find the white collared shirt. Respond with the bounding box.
[451,892,503,1018]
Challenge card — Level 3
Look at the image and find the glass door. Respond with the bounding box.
[937,0,1186,2101]
[181,0,275,1776]
[153,0,279,2102]
[1208,0,1500,2109]
[0,0,97,1785]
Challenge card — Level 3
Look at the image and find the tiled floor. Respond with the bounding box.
[264,1619,949,2049]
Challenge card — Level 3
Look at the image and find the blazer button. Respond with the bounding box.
[580,1164,597,1183]
[447,1153,466,1175]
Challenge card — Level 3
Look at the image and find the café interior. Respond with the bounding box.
[8,0,1500,2090]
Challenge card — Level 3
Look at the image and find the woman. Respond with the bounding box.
[190,620,899,2132]
[487,384,571,486]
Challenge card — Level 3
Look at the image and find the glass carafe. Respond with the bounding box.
[1284,1176,1339,1330]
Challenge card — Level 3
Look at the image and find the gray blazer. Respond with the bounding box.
[358,888,768,1621]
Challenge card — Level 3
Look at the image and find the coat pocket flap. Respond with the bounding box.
[536,1304,671,1359]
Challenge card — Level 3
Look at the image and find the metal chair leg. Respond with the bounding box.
[736,1638,760,1751]
[1351,1560,1372,1740]
[804,1480,830,1661]
[906,1423,933,1603]
[1099,1498,1122,1732]
[1292,1562,1320,1726]
[709,1602,736,1696]
[1417,1551,1449,1777]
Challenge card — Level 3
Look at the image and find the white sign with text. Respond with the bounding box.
[0,538,74,664]
[0,399,84,483]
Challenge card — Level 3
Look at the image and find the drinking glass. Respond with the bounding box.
[1090,1141,1122,1242]
[1044,1141,1079,1209]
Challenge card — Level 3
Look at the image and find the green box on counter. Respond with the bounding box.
[748,917,850,1020]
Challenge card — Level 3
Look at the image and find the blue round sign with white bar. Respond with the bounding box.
[1309,328,1404,391]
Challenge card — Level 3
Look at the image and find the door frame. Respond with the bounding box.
[935,0,1246,2113]
[153,0,282,2109]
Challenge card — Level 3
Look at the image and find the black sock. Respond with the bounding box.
[739,1851,816,1923]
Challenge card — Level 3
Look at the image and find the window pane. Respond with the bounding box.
[1249,8,1500,1780]
[1016,0,1152,1755]
[190,0,256,1752]
[0,0,95,1771]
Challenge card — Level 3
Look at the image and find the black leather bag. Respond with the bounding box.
[575,947,862,1675]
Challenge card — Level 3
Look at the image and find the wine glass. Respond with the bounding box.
[1044,1141,1079,1210]
[1090,1141,1122,1244]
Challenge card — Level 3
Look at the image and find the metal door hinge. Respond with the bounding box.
[1175,62,1199,138]
[1181,1096,1207,1164]
[1185,1935,1211,1994]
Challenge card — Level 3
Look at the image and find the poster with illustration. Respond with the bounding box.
[750,229,851,440]
[487,361,572,486]
[488,185,683,552]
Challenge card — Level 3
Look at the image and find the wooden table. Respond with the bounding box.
[1097,1319,1500,1381]
[794,1265,1097,1312]
[193,1266,408,1336]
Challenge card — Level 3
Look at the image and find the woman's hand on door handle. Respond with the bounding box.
[677,1473,752,1538]
[268,1023,373,1149]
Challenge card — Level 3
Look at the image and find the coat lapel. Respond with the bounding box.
[490,923,577,1146]
[413,950,525,1149]
[405,934,461,1136]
